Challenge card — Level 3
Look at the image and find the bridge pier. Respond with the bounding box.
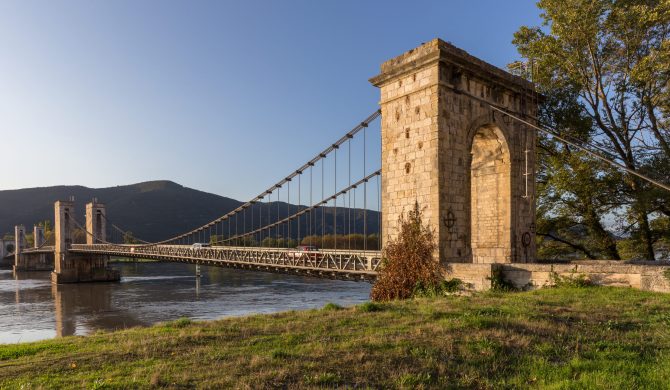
[51,199,120,284]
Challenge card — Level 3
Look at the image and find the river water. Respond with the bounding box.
[0,262,372,344]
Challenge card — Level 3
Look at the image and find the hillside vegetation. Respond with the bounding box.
[1,287,669,388]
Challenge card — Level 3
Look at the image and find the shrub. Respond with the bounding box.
[371,202,441,301]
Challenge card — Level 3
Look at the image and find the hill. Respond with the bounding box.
[0,181,379,242]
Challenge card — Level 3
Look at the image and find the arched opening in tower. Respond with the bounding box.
[96,210,103,243]
[470,125,511,263]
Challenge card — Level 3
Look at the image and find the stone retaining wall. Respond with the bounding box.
[444,261,670,293]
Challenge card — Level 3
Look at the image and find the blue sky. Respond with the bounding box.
[1,1,542,201]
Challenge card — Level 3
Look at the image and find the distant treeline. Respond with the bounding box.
[209,233,380,250]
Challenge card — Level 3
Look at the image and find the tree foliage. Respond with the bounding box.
[300,234,380,250]
[514,0,670,260]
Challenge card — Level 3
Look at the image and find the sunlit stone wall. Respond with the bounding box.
[370,38,538,264]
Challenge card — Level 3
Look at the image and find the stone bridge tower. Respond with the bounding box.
[13,224,53,271]
[52,199,119,283]
[13,225,25,268]
[85,199,107,245]
[370,39,538,264]
[33,225,45,248]
[53,199,76,282]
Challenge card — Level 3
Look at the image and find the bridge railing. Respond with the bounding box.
[21,246,55,254]
[69,244,383,277]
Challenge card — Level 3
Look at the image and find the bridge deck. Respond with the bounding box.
[20,246,55,255]
[69,244,382,281]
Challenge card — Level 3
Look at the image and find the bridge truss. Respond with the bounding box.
[70,244,381,281]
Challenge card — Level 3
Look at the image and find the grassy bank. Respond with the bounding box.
[2,287,670,388]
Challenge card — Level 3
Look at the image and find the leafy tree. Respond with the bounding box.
[210,234,226,246]
[236,236,259,247]
[514,0,670,260]
[275,238,296,248]
[534,92,625,260]
[259,236,293,247]
[261,237,277,247]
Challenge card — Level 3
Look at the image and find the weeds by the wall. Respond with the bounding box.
[488,269,519,292]
[550,271,593,288]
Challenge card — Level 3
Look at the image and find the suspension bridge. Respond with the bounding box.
[11,106,386,282]
[9,39,668,288]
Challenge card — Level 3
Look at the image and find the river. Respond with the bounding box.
[0,262,372,344]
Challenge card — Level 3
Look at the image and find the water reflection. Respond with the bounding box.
[0,263,371,344]
[51,282,146,337]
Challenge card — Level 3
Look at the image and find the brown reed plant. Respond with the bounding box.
[371,201,441,301]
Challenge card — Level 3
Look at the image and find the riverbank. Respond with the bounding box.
[1,287,669,388]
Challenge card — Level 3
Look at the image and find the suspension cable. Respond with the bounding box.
[217,170,381,245]
[363,123,367,252]
[487,105,670,193]
[450,85,670,193]
[102,110,381,248]
[69,216,114,245]
[65,111,383,249]
[100,214,152,244]
[334,145,337,251]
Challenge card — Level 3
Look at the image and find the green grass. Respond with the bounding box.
[357,301,384,312]
[321,302,343,311]
[1,287,670,388]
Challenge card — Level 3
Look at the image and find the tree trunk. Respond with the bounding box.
[637,208,656,260]
[583,201,621,260]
